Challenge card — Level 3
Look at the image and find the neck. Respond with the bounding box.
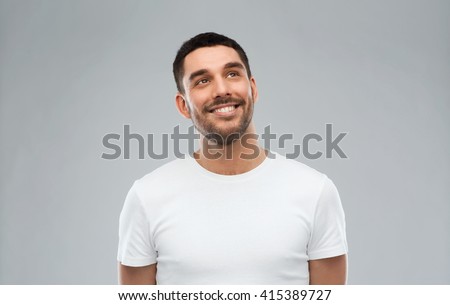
[194,124,267,175]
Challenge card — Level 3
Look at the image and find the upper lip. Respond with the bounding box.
[208,103,240,112]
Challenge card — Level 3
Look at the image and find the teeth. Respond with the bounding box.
[214,106,235,113]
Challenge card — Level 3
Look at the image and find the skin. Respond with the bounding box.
[309,254,347,285]
[119,45,347,284]
[119,263,156,285]
[175,45,266,175]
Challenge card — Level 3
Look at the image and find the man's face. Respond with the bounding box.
[176,45,258,145]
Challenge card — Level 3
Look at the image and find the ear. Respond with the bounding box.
[175,93,191,119]
[250,76,258,103]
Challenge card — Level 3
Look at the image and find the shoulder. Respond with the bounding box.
[270,152,327,185]
[268,152,340,205]
[131,157,194,201]
[140,157,191,181]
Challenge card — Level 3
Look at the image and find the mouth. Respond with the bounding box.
[208,103,241,116]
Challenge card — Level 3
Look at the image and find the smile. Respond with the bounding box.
[214,105,236,113]
[209,104,240,117]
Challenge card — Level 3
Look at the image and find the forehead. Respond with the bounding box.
[183,45,244,77]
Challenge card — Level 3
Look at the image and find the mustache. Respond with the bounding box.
[205,97,244,112]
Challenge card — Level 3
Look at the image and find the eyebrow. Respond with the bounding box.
[188,69,208,83]
[188,61,246,83]
[224,61,245,71]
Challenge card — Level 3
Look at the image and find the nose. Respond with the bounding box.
[212,77,231,99]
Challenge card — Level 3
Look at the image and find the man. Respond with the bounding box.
[118,32,348,284]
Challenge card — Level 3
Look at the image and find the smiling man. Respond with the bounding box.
[117,32,348,284]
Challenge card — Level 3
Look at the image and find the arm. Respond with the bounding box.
[308,254,347,285]
[118,263,157,285]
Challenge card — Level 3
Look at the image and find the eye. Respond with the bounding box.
[195,78,209,86]
[227,71,239,78]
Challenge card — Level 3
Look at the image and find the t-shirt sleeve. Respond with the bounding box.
[117,181,157,267]
[307,176,348,260]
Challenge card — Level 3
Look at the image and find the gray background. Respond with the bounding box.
[1,0,449,284]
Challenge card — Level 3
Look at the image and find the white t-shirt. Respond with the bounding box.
[117,152,348,284]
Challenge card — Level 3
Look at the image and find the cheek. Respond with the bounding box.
[233,82,253,99]
[187,92,208,111]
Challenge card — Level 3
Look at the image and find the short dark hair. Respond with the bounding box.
[173,32,252,94]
